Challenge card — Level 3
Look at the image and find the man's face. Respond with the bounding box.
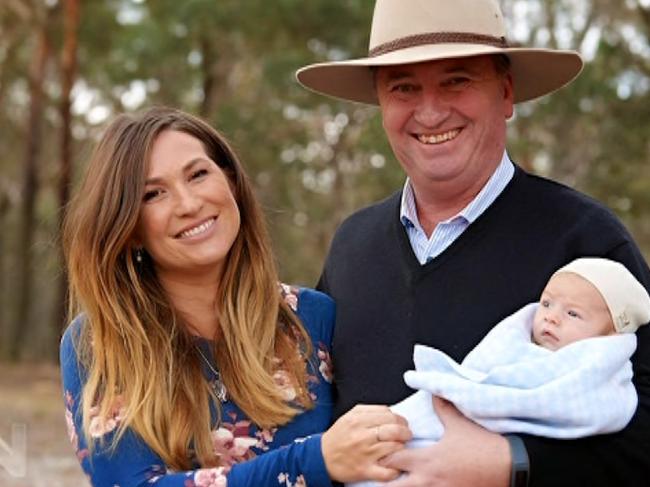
[375,55,514,197]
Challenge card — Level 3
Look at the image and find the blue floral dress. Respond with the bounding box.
[60,286,335,487]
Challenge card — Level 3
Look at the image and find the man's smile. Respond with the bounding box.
[414,128,461,145]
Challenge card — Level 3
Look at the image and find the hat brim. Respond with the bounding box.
[296,44,583,104]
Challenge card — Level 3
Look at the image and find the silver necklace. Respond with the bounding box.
[195,345,228,402]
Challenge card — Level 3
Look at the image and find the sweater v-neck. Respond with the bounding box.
[393,166,522,276]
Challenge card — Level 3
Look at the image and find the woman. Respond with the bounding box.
[60,107,410,487]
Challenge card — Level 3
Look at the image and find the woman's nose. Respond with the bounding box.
[175,187,202,215]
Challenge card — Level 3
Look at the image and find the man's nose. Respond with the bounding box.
[413,89,448,126]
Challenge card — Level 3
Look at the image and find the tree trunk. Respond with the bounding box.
[51,0,80,360]
[10,19,51,361]
[199,35,216,117]
[0,190,9,353]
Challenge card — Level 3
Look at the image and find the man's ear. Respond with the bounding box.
[503,72,514,120]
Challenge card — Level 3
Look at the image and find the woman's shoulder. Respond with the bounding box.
[279,284,333,312]
[59,314,88,382]
[60,315,86,355]
[298,287,335,314]
[279,284,335,344]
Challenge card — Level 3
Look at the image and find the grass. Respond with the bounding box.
[0,363,89,487]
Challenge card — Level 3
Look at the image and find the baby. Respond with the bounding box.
[350,257,650,487]
[532,257,647,350]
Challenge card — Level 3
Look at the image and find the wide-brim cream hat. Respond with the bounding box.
[296,0,583,104]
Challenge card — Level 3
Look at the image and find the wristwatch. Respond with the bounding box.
[505,434,529,487]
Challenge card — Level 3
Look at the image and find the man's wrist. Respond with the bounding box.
[504,434,529,487]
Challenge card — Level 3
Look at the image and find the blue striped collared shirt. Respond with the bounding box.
[400,152,515,265]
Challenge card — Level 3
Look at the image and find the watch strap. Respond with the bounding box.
[505,434,529,487]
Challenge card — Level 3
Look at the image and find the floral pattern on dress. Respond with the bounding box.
[211,412,277,468]
[279,283,299,311]
[193,466,228,487]
[273,369,298,401]
[146,464,167,483]
[316,343,333,383]
[277,472,307,487]
[64,391,89,461]
[88,395,126,438]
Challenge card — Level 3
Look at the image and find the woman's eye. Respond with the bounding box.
[143,189,161,202]
[190,169,208,180]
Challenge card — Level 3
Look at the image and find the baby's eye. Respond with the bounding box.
[143,188,162,202]
[567,310,581,318]
[540,299,550,308]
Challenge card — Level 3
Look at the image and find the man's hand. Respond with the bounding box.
[382,397,512,487]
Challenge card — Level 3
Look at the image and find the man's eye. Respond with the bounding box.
[392,84,418,94]
[143,189,161,202]
[442,77,470,88]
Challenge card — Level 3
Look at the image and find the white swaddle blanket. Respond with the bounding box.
[349,303,638,487]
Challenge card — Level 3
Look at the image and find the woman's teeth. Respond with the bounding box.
[178,218,215,238]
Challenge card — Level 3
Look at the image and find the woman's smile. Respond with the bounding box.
[175,216,217,240]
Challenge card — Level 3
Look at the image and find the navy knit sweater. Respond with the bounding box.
[318,166,650,487]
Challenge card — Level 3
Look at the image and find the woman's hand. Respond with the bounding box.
[321,404,412,482]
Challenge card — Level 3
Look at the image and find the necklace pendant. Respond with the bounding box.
[212,380,228,402]
[196,345,228,402]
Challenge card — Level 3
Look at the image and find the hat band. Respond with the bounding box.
[369,32,508,57]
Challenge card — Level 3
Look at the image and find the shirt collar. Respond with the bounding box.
[400,151,515,228]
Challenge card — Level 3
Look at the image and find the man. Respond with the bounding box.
[297,1,650,486]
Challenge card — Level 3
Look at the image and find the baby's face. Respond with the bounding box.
[532,272,615,351]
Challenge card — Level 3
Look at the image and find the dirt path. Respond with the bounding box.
[0,363,90,487]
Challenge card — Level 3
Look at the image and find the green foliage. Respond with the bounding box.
[1,0,649,360]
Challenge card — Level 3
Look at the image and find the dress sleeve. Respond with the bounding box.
[60,319,333,487]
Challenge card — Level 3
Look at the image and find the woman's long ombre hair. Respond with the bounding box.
[63,107,313,470]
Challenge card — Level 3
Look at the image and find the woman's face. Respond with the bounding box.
[135,130,241,281]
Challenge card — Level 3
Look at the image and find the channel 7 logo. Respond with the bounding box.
[0,424,27,478]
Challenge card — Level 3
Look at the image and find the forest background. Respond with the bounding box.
[1,0,650,364]
[0,1,649,485]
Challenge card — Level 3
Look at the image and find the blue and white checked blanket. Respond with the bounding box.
[349,303,638,487]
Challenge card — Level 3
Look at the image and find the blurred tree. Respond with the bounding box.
[502,0,650,251]
[0,0,648,361]
[51,0,80,359]
[11,4,56,360]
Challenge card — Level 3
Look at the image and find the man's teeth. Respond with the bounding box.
[417,129,460,145]
[178,218,215,238]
